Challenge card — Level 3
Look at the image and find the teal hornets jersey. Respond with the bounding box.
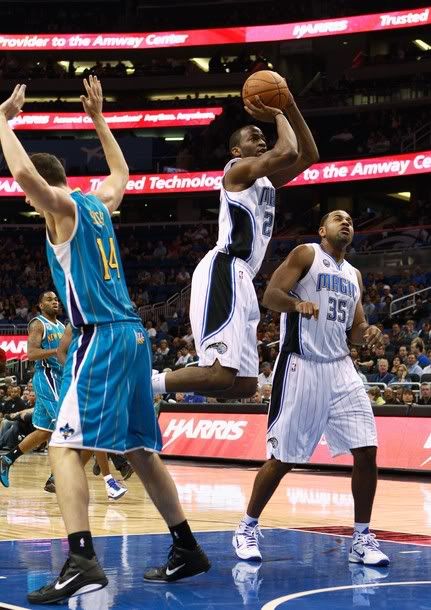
[46,190,139,327]
[29,315,65,375]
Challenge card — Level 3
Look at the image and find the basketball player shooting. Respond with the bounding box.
[153,78,319,399]
[233,210,390,567]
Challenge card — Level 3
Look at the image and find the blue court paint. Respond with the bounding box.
[0,529,430,609]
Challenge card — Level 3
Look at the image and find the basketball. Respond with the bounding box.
[242,70,291,110]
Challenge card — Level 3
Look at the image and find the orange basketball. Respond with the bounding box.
[242,70,290,111]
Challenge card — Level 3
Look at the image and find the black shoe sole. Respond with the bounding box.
[144,563,211,583]
[28,579,108,604]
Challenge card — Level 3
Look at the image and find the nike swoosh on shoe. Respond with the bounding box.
[165,563,186,576]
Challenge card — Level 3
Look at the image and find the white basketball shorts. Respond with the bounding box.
[267,353,378,462]
[189,249,259,377]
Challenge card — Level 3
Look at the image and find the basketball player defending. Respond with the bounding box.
[153,90,319,399]
[233,210,389,566]
[0,80,209,605]
[0,291,64,492]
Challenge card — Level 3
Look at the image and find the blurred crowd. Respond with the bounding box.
[0,217,430,412]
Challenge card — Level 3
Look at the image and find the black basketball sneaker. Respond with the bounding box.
[144,544,210,582]
[27,553,108,604]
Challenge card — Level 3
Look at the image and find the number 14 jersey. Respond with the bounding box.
[216,158,276,277]
[280,243,360,362]
[46,190,139,326]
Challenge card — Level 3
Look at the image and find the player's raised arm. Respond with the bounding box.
[224,96,298,191]
[262,244,319,319]
[0,85,74,216]
[269,96,319,188]
[349,270,383,349]
[82,75,129,214]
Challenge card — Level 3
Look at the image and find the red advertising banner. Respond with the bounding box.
[9,108,223,131]
[159,412,431,471]
[0,335,28,360]
[0,150,430,196]
[0,8,428,51]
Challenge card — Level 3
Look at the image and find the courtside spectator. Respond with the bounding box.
[367,387,385,406]
[390,364,411,385]
[0,385,26,417]
[391,356,402,376]
[390,323,402,348]
[261,385,272,405]
[418,321,431,344]
[383,387,400,405]
[175,346,193,368]
[258,362,274,388]
[145,320,157,339]
[398,346,408,363]
[418,383,431,405]
[411,338,431,368]
[401,388,416,406]
[369,359,395,385]
[406,354,423,379]
[399,320,419,344]
[369,346,386,374]
[382,334,395,362]
[249,390,262,404]
[363,294,377,324]
[380,285,393,303]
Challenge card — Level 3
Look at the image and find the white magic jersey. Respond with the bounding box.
[215,158,276,277]
[280,243,360,362]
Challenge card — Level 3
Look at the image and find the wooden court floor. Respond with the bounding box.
[0,453,429,542]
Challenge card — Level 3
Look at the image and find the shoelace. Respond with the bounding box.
[355,532,380,549]
[107,478,122,491]
[239,524,264,548]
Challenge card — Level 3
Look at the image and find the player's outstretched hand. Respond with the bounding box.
[363,325,383,349]
[295,300,319,320]
[81,75,103,118]
[244,96,285,123]
[0,84,26,120]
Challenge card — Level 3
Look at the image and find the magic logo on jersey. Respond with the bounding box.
[316,272,357,300]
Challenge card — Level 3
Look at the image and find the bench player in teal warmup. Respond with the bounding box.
[0,78,209,605]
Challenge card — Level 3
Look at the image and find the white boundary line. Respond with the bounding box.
[261,581,431,609]
[0,603,31,610]
[1,525,430,546]
[287,526,431,548]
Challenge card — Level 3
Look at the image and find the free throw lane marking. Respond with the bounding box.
[261,581,431,609]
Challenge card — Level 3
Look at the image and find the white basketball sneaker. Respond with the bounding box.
[349,530,390,566]
[105,477,128,501]
[232,521,263,561]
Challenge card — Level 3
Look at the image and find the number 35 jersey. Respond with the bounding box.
[216,158,276,277]
[46,190,139,327]
[280,243,360,362]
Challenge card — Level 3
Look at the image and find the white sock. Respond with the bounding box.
[354,522,369,533]
[242,513,258,526]
[152,372,167,394]
[104,475,113,483]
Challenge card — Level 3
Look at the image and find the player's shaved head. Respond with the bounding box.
[229,126,251,151]
[319,210,352,228]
